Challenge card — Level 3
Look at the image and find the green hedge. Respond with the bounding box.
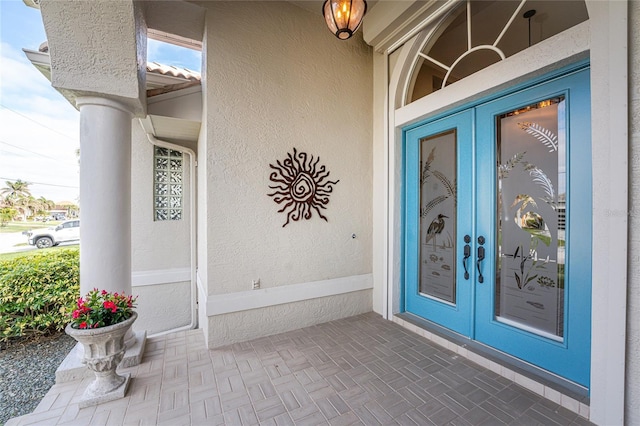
[0,248,79,343]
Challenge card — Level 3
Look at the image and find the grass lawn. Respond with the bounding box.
[0,245,79,262]
[0,221,61,234]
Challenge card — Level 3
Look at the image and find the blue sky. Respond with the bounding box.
[0,0,201,203]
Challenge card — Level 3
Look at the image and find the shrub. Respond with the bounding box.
[0,207,16,226]
[0,248,79,344]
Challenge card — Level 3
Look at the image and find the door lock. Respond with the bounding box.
[477,236,485,283]
[462,235,471,280]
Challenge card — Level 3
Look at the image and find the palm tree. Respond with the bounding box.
[0,180,34,220]
[1,179,32,200]
[15,195,37,221]
[64,202,80,218]
[38,196,55,213]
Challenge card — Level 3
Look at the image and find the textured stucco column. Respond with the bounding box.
[77,97,133,297]
[55,97,147,383]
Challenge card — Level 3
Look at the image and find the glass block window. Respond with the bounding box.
[154,147,183,221]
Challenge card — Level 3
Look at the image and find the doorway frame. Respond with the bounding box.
[401,64,592,391]
[375,2,628,423]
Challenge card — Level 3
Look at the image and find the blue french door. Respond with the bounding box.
[404,110,474,337]
[404,67,591,388]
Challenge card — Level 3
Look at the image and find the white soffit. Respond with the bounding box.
[148,28,202,51]
[140,115,201,143]
[144,1,205,47]
[22,48,51,80]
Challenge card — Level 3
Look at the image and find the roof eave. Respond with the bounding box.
[22,49,201,105]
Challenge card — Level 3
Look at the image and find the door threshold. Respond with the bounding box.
[395,312,590,416]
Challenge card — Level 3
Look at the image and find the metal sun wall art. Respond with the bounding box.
[268,148,339,228]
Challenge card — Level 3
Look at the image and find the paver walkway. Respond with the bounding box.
[7,312,592,425]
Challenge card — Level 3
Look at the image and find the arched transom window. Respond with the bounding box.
[406,0,588,105]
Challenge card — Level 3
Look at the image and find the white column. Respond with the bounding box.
[76,97,132,297]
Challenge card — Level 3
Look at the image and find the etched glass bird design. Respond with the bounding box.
[426,214,447,248]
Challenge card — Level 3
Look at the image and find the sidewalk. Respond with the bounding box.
[0,231,32,254]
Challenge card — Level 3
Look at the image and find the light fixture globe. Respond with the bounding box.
[323,0,367,40]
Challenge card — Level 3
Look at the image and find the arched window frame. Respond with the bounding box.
[402,0,589,106]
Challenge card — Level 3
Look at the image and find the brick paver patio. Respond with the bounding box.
[7,312,592,425]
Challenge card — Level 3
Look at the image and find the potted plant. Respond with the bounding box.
[65,289,138,408]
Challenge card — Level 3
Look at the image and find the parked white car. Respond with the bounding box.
[27,220,80,249]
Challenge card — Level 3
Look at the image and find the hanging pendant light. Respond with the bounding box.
[323,0,367,40]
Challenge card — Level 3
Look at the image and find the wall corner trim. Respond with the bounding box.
[206,274,373,316]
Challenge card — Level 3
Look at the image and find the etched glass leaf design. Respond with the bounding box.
[497,99,564,338]
[498,152,525,179]
[518,122,558,152]
[522,162,556,208]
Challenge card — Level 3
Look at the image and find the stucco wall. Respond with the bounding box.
[202,2,373,346]
[130,120,192,334]
[627,1,640,423]
[40,0,146,115]
[131,123,191,271]
[132,281,192,335]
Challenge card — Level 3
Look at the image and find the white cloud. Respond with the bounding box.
[0,43,59,102]
[0,42,80,203]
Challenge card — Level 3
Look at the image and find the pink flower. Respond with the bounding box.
[103,301,117,313]
[71,289,137,329]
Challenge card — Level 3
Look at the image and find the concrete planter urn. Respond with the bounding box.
[65,312,137,408]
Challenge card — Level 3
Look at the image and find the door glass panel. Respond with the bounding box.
[496,97,565,339]
[420,130,457,303]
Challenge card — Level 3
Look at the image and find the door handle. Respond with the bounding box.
[462,235,471,280]
[476,236,485,283]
